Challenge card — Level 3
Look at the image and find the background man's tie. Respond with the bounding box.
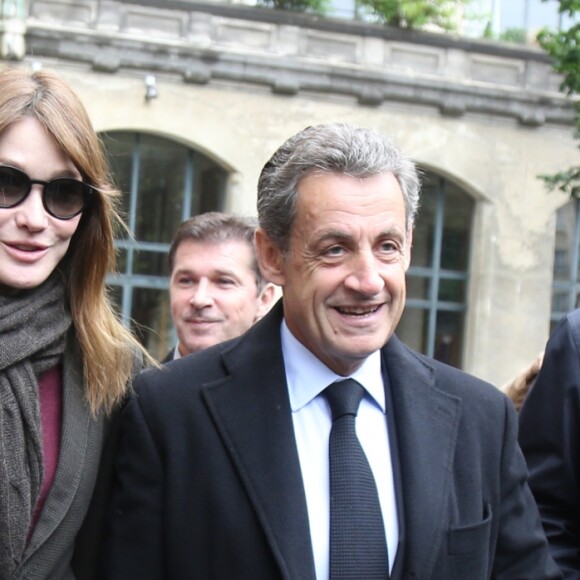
[323,379,389,579]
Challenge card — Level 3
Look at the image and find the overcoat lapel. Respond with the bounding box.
[383,336,462,579]
[203,303,316,580]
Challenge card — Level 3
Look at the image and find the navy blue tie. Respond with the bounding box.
[324,379,388,579]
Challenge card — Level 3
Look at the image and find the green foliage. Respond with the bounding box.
[355,0,469,30]
[537,0,580,198]
[499,27,528,44]
[258,0,328,14]
[541,167,580,198]
[482,21,494,39]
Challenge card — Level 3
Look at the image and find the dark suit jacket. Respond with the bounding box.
[105,302,559,579]
[519,308,580,578]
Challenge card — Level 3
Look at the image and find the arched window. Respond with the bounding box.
[551,198,580,333]
[397,171,474,369]
[102,131,228,359]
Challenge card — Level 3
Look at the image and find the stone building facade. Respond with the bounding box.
[1,0,577,385]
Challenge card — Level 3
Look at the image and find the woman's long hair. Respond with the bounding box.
[0,66,154,414]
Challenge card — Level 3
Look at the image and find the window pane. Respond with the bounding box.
[553,200,576,282]
[551,288,569,314]
[116,249,128,274]
[102,132,134,230]
[553,249,570,280]
[136,134,188,243]
[396,307,466,368]
[412,176,437,268]
[407,275,430,300]
[434,311,464,368]
[196,163,227,214]
[441,181,474,271]
[133,249,170,277]
[130,287,172,361]
[397,307,428,353]
[108,284,123,310]
[438,278,466,303]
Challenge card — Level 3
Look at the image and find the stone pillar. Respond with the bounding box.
[0,0,28,60]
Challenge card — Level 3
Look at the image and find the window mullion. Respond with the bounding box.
[427,177,445,357]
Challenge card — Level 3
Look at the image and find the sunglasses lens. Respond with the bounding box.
[45,179,88,218]
[0,166,28,207]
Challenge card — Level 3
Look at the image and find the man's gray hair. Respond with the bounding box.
[257,123,420,251]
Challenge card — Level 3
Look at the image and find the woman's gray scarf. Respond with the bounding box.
[0,273,72,577]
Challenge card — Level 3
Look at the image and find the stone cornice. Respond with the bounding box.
[21,0,574,126]
[119,0,554,61]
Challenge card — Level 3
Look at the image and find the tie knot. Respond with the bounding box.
[323,379,365,421]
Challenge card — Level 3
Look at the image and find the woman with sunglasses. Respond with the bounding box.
[0,67,153,579]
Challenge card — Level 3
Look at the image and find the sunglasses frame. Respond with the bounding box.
[0,165,93,220]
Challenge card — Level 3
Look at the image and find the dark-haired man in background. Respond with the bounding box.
[164,212,275,361]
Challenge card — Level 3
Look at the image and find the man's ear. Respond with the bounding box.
[255,228,286,287]
[254,283,277,322]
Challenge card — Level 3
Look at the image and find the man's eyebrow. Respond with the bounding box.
[173,267,242,278]
[312,226,406,245]
[172,267,194,276]
[213,268,244,279]
[312,230,352,245]
[378,226,406,240]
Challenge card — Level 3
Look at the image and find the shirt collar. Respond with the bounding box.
[281,320,385,414]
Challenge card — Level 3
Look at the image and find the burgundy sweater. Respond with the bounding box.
[30,365,62,532]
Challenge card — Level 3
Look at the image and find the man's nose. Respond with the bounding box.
[189,278,213,307]
[343,252,385,296]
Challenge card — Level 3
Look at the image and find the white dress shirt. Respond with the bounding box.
[281,321,398,580]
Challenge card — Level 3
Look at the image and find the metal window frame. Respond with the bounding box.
[105,133,200,326]
[405,175,470,359]
[551,197,580,323]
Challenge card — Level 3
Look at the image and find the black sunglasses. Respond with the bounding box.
[0,165,93,220]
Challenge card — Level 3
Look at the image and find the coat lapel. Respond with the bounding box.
[203,303,316,580]
[383,336,462,579]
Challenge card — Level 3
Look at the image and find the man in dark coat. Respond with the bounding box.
[520,307,580,578]
[104,124,560,579]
